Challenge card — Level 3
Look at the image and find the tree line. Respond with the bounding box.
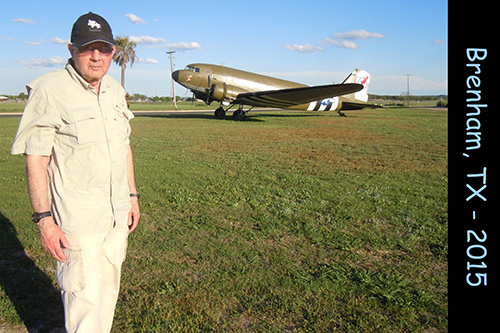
[369,94,447,101]
[3,36,448,105]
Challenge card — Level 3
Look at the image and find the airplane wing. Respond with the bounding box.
[235,83,363,108]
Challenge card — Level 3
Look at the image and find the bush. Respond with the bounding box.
[436,98,448,107]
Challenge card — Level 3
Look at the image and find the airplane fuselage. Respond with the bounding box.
[172,63,379,119]
[173,63,306,105]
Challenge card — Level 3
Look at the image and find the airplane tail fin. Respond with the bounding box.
[341,69,370,102]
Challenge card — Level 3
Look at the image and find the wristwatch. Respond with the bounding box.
[32,211,52,223]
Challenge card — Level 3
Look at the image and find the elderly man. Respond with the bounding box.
[11,12,140,332]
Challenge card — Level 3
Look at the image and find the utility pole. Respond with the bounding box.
[405,74,411,107]
[166,50,177,109]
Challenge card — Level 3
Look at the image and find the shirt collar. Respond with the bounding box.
[65,59,110,93]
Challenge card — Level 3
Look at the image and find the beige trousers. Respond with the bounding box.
[56,222,128,333]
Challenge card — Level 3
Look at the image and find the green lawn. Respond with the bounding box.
[0,108,447,331]
[0,101,209,113]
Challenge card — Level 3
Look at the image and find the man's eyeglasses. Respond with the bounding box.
[76,44,114,56]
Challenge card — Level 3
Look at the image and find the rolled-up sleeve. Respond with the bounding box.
[11,86,58,156]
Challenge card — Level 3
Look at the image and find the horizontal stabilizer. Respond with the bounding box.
[236,83,363,108]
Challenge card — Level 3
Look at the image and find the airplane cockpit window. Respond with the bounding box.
[185,66,200,73]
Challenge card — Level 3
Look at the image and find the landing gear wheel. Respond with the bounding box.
[232,109,246,121]
[214,107,226,119]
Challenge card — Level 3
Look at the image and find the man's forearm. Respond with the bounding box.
[26,155,51,212]
[126,144,137,194]
[125,144,140,233]
[26,154,70,261]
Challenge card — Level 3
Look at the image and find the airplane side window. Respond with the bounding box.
[194,67,200,73]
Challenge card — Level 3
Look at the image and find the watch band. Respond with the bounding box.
[32,211,52,223]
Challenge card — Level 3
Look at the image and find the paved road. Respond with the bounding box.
[0,109,218,118]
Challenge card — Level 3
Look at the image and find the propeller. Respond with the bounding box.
[205,74,216,104]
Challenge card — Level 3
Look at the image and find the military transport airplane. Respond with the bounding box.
[172,63,383,120]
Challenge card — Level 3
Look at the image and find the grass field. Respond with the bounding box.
[0,98,444,113]
[0,108,447,331]
[0,101,210,113]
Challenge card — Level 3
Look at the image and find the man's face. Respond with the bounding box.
[69,42,115,88]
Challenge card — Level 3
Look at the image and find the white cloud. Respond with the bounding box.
[333,29,384,40]
[129,36,166,44]
[23,41,41,46]
[283,29,383,53]
[341,40,359,49]
[13,18,35,24]
[284,43,323,53]
[137,58,158,64]
[432,39,445,44]
[21,56,66,69]
[323,29,383,50]
[324,38,359,50]
[0,35,14,42]
[165,42,202,51]
[125,13,146,24]
[51,37,70,45]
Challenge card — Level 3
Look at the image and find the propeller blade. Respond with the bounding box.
[206,83,216,104]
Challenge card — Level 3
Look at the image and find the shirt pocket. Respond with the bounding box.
[111,104,133,140]
[60,108,99,145]
[56,248,85,293]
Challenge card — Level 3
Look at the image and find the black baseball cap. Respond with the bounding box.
[70,12,116,48]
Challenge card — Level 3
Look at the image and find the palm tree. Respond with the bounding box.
[113,36,138,89]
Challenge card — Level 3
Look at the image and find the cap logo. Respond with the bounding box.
[87,19,101,31]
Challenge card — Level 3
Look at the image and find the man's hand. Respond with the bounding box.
[37,217,70,261]
[127,197,140,233]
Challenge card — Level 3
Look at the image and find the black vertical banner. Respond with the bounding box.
[449,2,497,330]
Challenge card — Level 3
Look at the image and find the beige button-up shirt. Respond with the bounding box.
[12,62,134,235]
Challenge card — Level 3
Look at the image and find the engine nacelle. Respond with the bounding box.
[210,83,246,102]
[193,90,210,104]
[224,84,246,100]
[211,84,226,102]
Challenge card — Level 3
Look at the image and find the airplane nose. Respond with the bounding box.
[172,70,180,82]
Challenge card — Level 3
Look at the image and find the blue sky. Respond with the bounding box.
[0,0,447,96]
